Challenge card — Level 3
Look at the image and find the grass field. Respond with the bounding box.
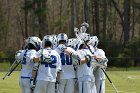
[0,71,140,93]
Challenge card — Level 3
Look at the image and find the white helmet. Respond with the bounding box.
[74,39,84,50]
[89,36,99,47]
[42,35,53,48]
[68,38,76,47]
[50,34,58,49]
[27,36,42,50]
[57,33,68,43]
[81,33,90,42]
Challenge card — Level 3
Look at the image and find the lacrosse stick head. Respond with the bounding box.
[80,22,89,33]
[74,27,79,33]
[80,33,90,43]
[68,38,76,48]
[81,22,89,28]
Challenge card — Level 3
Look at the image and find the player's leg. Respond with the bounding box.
[94,68,100,93]
[24,78,31,93]
[94,68,106,93]
[74,78,79,93]
[99,79,105,93]
[47,82,55,93]
[91,81,97,93]
[65,79,75,93]
[34,80,47,93]
[57,79,66,93]
[19,78,31,93]
[78,81,92,93]
[19,78,25,93]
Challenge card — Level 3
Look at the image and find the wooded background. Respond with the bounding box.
[0,0,140,67]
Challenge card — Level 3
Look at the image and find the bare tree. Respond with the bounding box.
[102,0,107,40]
[94,0,100,38]
[70,0,75,38]
[24,0,29,38]
[123,0,130,46]
[36,0,48,39]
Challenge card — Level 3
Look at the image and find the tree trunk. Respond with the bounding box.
[102,0,107,41]
[94,0,100,38]
[91,0,95,35]
[131,0,135,40]
[37,0,48,39]
[123,0,130,46]
[59,0,62,31]
[83,0,88,22]
[70,0,75,38]
[32,0,36,36]
[24,0,28,38]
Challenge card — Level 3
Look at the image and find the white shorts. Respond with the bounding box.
[19,77,31,93]
[57,78,75,93]
[34,80,55,93]
[78,76,97,93]
[94,68,106,93]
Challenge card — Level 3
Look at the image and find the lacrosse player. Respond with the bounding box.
[15,36,41,93]
[55,33,76,93]
[74,33,97,93]
[32,35,62,93]
[89,36,108,93]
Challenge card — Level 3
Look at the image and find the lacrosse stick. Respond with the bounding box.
[2,60,20,80]
[80,22,89,33]
[74,22,119,93]
[7,61,21,76]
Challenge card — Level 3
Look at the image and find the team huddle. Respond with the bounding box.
[15,23,108,93]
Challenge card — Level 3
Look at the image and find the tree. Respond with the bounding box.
[94,0,100,38]
[123,0,130,46]
[70,0,75,38]
[102,0,107,41]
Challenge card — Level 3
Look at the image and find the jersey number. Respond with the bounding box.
[60,53,72,65]
[41,55,57,68]
[21,50,28,64]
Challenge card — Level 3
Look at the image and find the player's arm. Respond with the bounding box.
[32,50,42,63]
[72,53,91,65]
[56,53,62,83]
[30,51,41,88]
[56,71,61,81]
[80,54,92,64]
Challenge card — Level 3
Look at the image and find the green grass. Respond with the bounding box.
[106,71,140,93]
[0,71,20,93]
[0,62,21,71]
[0,71,140,93]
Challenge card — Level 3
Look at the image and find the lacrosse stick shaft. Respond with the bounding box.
[31,88,34,93]
[101,68,119,93]
[55,82,58,93]
[7,61,21,76]
[2,60,17,80]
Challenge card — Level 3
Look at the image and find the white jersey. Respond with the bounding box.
[16,49,36,78]
[55,47,75,79]
[89,45,95,54]
[94,48,106,58]
[76,48,94,81]
[94,48,107,79]
[36,48,61,82]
